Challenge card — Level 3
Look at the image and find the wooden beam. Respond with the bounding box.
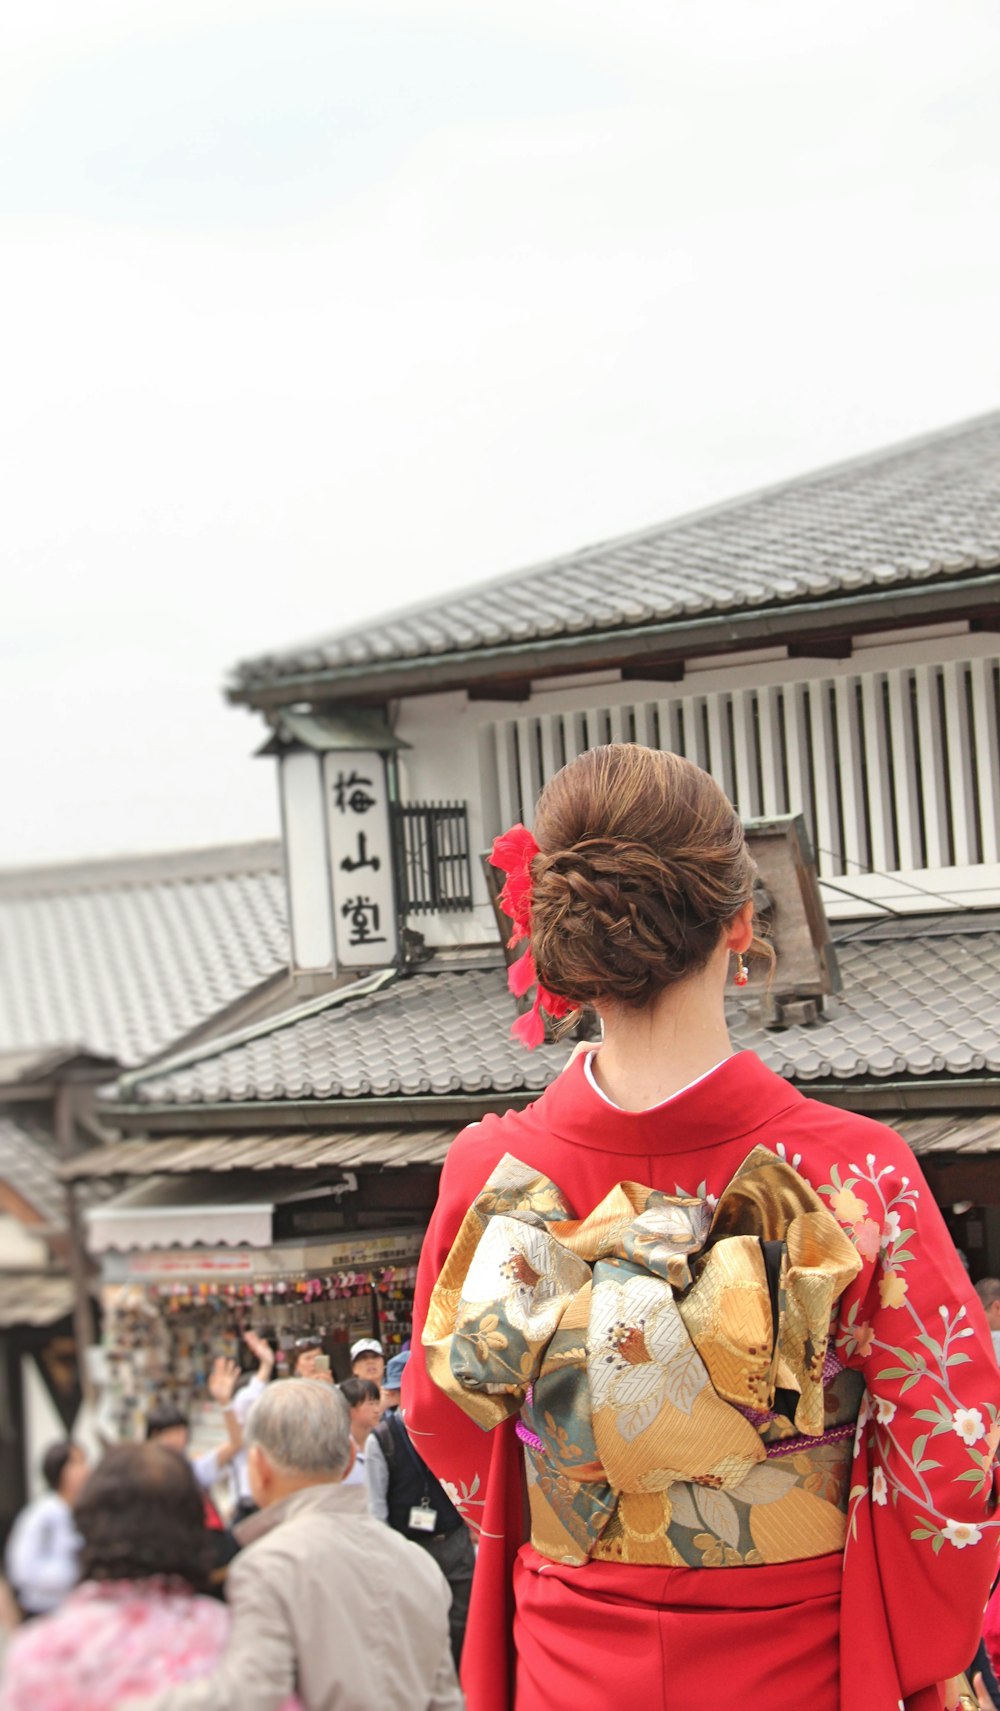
[467,682,532,702]
[787,636,853,660]
[620,660,685,682]
[55,1084,98,1409]
[0,1183,48,1225]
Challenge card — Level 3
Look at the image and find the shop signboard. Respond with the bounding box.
[316,1230,424,1267]
[119,1228,424,1284]
[324,749,399,967]
[125,1250,256,1281]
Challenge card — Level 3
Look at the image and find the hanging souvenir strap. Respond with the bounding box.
[490,824,574,1048]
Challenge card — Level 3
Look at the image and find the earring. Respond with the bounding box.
[734,953,749,987]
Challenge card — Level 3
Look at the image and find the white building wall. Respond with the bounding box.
[394,691,501,946]
[0,1216,48,1270]
[391,624,1000,939]
[279,751,337,971]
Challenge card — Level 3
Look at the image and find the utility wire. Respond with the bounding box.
[814,843,970,946]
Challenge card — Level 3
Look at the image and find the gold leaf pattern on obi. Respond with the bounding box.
[424,1148,863,1566]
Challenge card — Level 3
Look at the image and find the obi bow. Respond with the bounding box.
[423,1148,861,1563]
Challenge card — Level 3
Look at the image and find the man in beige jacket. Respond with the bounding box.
[129,1380,462,1711]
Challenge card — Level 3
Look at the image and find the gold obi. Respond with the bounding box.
[423,1147,863,1568]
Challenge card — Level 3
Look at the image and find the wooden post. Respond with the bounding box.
[54,1081,97,1410]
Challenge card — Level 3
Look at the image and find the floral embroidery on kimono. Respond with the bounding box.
[813,1153,1000,1559]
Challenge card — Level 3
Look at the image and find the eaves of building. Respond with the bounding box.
[229,411,1000,710]
[231,573,1000,710]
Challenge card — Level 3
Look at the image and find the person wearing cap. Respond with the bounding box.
[366,1350,474,1669]
[349,1338,385,1385]
[378,1350,407,1412]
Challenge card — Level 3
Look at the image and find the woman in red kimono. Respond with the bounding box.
[405,744,998,1711]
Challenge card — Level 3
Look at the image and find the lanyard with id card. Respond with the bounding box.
[409,1498,438,1533]
[393,1414,439,1537]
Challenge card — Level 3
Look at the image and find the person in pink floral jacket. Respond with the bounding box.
[0,1442,299,1711]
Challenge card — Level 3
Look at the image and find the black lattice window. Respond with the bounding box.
[394,802,474,914]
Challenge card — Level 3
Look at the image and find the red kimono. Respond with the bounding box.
[405,1051,1000,1711]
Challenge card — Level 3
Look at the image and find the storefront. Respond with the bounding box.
[85,1178,428,1440]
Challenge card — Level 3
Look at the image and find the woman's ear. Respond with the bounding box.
[726,898,755,955]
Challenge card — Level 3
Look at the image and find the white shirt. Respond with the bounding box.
[342,1440,367,1488]
[4,1492,81,1615]
[189,1375,267,1506]
[227,1375,267,1503]
[191,1448,224,1492]
[365,1430,390,1521]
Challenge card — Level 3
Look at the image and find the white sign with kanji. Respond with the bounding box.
[324,750,399,967]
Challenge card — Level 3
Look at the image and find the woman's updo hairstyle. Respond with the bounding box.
[530,744,763,1011]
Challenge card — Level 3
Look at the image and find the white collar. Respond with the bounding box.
[583,1050,729,1113]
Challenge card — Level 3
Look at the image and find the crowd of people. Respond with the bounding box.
[4,1296,998,1710]
[0,1334,472,1710]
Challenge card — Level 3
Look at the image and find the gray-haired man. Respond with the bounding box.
[129,1380,462,1711]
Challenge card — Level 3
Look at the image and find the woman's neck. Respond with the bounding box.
[591,962,734,1113]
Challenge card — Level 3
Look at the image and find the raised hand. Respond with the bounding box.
[243,1330,276,1374]
[207,1356,241,1407]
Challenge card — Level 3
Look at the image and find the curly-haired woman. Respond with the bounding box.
[406,744,998,1711]
[0,1443,299,1711]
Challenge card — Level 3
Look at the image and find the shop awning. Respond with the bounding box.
[86,1177,276,1253]
[62,1115,1000,1184]
[61,1126,455,1181]
[0,1272,78,1328]
[896,1115,1000,1156]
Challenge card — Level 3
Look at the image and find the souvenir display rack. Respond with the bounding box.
[376,1266,415,1354]
[98,1256,419,1436]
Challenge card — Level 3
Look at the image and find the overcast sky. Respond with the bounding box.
[3,0,1000,865]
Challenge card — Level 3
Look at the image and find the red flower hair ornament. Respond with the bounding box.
[490,824,573,1049]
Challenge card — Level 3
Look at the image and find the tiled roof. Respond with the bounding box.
[0,1116,68,1224]
[234,413,1000,693]
[0,842,288,1068]
[0,1274,79,1329]
[128,969,568,1104]
[120,924,1000,1107]
[60,1124,457,1180]
[734,928,1000,1081]
[0,1047,115,1087]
